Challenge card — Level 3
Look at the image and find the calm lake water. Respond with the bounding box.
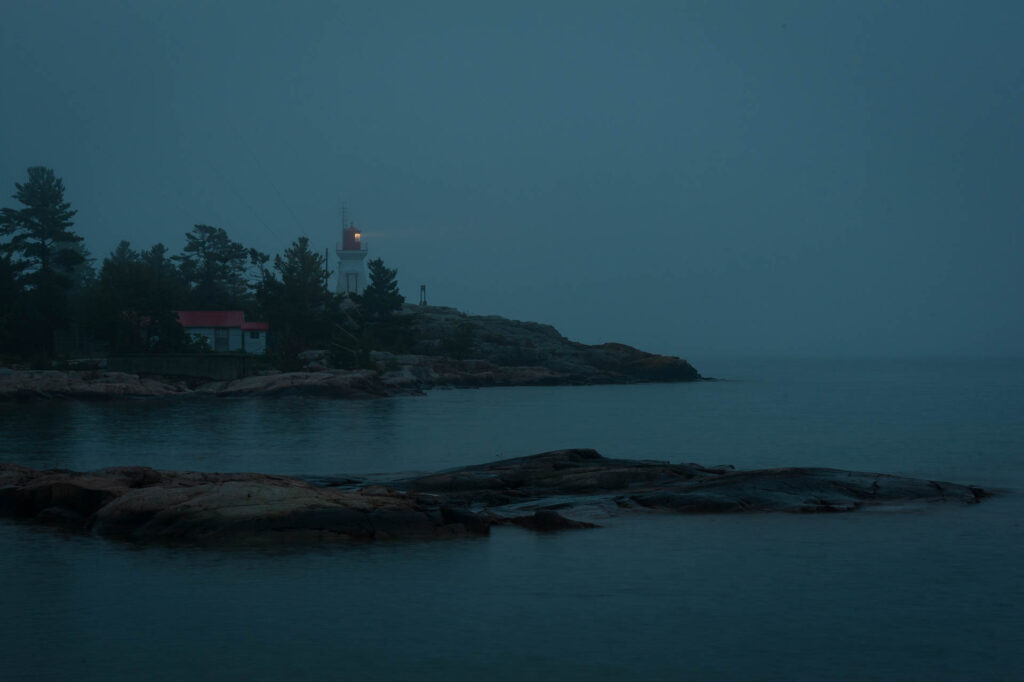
[1,357,1022,681]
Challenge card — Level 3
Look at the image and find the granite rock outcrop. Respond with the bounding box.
[0,463,482,543]
[0,369,189,401]
[0,450,989,546]
[405,306,702,384]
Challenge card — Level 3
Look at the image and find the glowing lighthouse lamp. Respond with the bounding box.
[336,222,368,295]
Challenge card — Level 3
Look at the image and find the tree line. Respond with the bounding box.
[0,166,409,367]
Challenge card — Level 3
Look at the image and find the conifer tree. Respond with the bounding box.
[0,167,84,354]
[89,241,189,352]
[258,236,333,351]
[173,224,266,310]
[360,257,404,321]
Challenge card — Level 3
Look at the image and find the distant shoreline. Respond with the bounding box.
[2,308,705,401]
[0,364,709,402]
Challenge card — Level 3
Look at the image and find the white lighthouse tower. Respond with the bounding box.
[336,221,368,295]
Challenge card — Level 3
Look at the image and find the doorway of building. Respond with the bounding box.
[214,328,229,352]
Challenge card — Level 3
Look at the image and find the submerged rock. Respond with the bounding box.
[0,450,989,546]
[504,510,600,531]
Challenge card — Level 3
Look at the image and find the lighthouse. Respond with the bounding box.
[336,222,368,295]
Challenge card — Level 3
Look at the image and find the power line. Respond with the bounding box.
[202,150,286,249]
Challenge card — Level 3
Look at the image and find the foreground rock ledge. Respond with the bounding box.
[0,450,990,545]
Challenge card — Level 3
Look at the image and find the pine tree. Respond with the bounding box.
[351,257,416,355]
[258,236,333,352]
[0,253,24,354]
[89,241,189,353]
[0,167,84,355]
[360,258,404,321]
[174,224,261,309]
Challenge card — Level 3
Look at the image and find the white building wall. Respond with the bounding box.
[336,251,368,294]
[243,331,267,354]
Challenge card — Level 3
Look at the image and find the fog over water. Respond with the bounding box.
[2,1,1022,358]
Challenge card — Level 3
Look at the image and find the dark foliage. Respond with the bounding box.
[0,169,422,367]
[329,305,374,369]
[0,167,85,355]
[328,257,416,367]
[174,224,264,310]
[361,257,404,321]
[0,253,24,353]
[88,241,191,352]
[257,236,335,355]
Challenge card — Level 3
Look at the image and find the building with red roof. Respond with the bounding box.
[175,311,269,354]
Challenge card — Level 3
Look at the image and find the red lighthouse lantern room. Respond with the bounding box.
[342,225,363,251]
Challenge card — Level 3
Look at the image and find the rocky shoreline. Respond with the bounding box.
[0,308,703,401]
[0,366,574,401]
[0,449,990,545]
[0,352,704,402]
[0,368,192,401]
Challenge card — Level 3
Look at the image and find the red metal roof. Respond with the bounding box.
[175,311,267,331]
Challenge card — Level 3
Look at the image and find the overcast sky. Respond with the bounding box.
[2,1,1021,358]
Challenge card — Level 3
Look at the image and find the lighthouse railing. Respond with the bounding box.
[336,241,368,252]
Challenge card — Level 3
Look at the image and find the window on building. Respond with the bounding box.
[249,331,260,339]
